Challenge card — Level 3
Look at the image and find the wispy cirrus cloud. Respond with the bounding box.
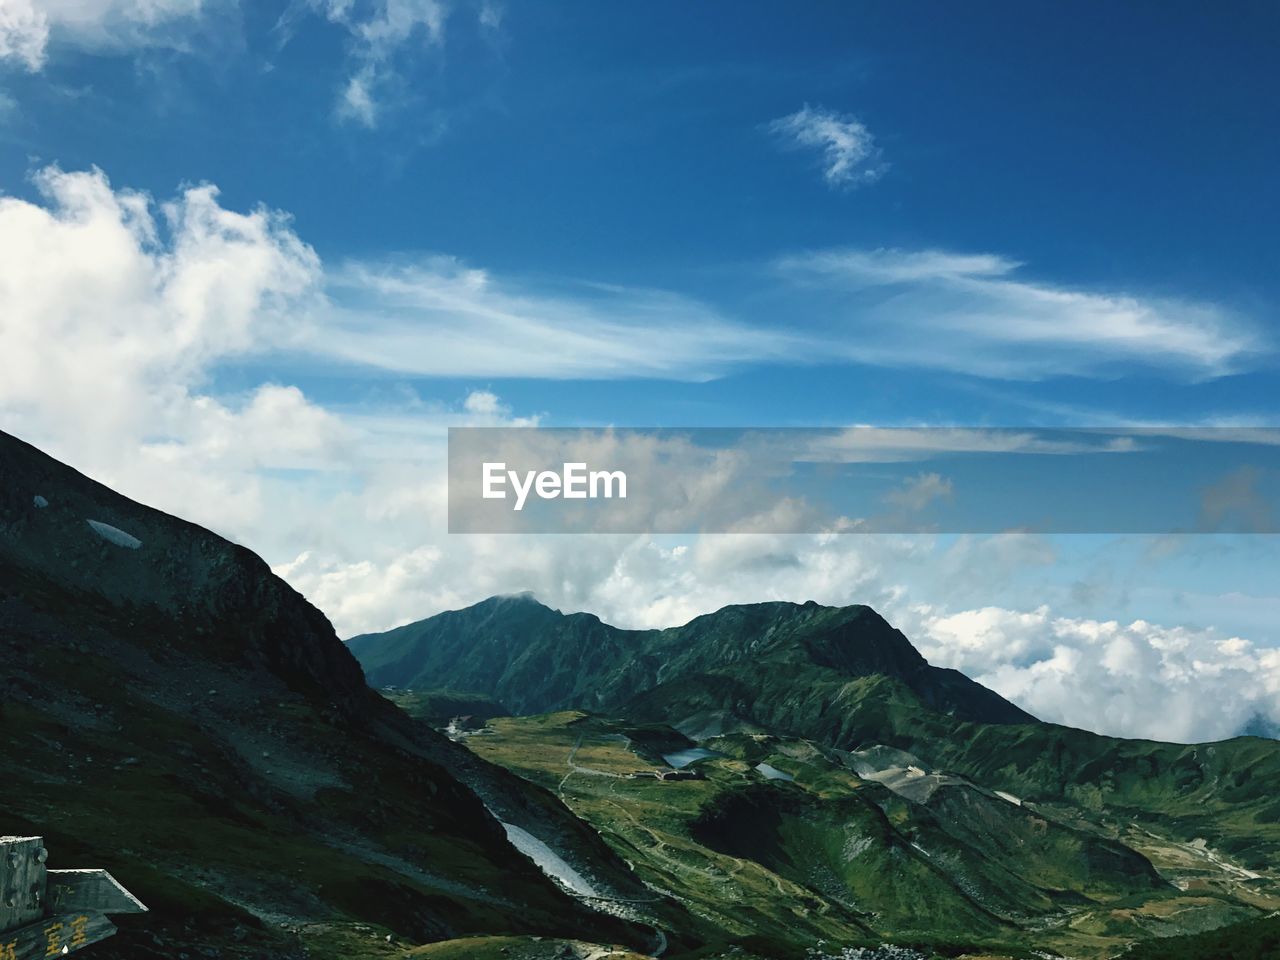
[1,164,1263,406]
[776,247,1263,379]
[320,259,802,380]
[306,0,449,128]
[768,104,887,188]
[3,0,477,131]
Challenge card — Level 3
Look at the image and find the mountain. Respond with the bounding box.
[0,431,657,958]
[8,422,1276,960]
[351,595,1280,958]
[348,594,1034,728]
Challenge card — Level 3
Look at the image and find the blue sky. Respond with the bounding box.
[7,2,1278,422]
[1,1,1278,740]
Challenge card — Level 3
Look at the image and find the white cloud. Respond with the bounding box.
[462,389,503,416]
[911,606,1280,743]
[311,0,448,128]
[0,0,46,69]
[320,258,802,380]
[884,472,953,512]
[477,0,500,32]
[0,0,465,131]
[791,248,1018,284]
[768,104,886,188]
[777,246,1261,379]
[337,65,380,127]
[0,165,336,530]
[0,0,214,70]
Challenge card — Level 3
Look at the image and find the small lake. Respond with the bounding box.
[662,747,722,769]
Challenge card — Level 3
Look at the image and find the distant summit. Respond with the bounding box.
[347,594,1037,730]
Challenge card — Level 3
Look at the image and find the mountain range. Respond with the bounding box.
[353,595,1280,958]
[2,427,1278,960]
[348,594,1034,729]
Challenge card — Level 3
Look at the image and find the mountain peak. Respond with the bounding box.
[475,590,555,612]
[350,594,1036,727]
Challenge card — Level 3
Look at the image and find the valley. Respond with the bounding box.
[434,709,1277,959]
[363,595,1280,959]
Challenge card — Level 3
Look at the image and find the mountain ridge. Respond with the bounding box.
[352,590,1280,884]
[348,593,1037,727]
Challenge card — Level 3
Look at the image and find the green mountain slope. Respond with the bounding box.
[1121,913,1280,960]
[352,594,1280,957]
[348,595,1033,725]
[459,712,1244,959]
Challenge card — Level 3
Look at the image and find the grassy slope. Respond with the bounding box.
[459,712,1241,959]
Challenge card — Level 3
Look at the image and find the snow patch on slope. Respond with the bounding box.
[86,519,142,549]
[499,821,599,897]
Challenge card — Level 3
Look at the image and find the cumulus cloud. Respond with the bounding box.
[462,389,503,416]
[777,247,1261,379]
[769,104,886,188]
[0,165,338,529]
[911,606,1280,743]
[0,0,215,70]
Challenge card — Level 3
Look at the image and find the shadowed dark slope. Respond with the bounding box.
[0,430,649,958]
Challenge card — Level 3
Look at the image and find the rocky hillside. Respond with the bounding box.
[0,430,653,959]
